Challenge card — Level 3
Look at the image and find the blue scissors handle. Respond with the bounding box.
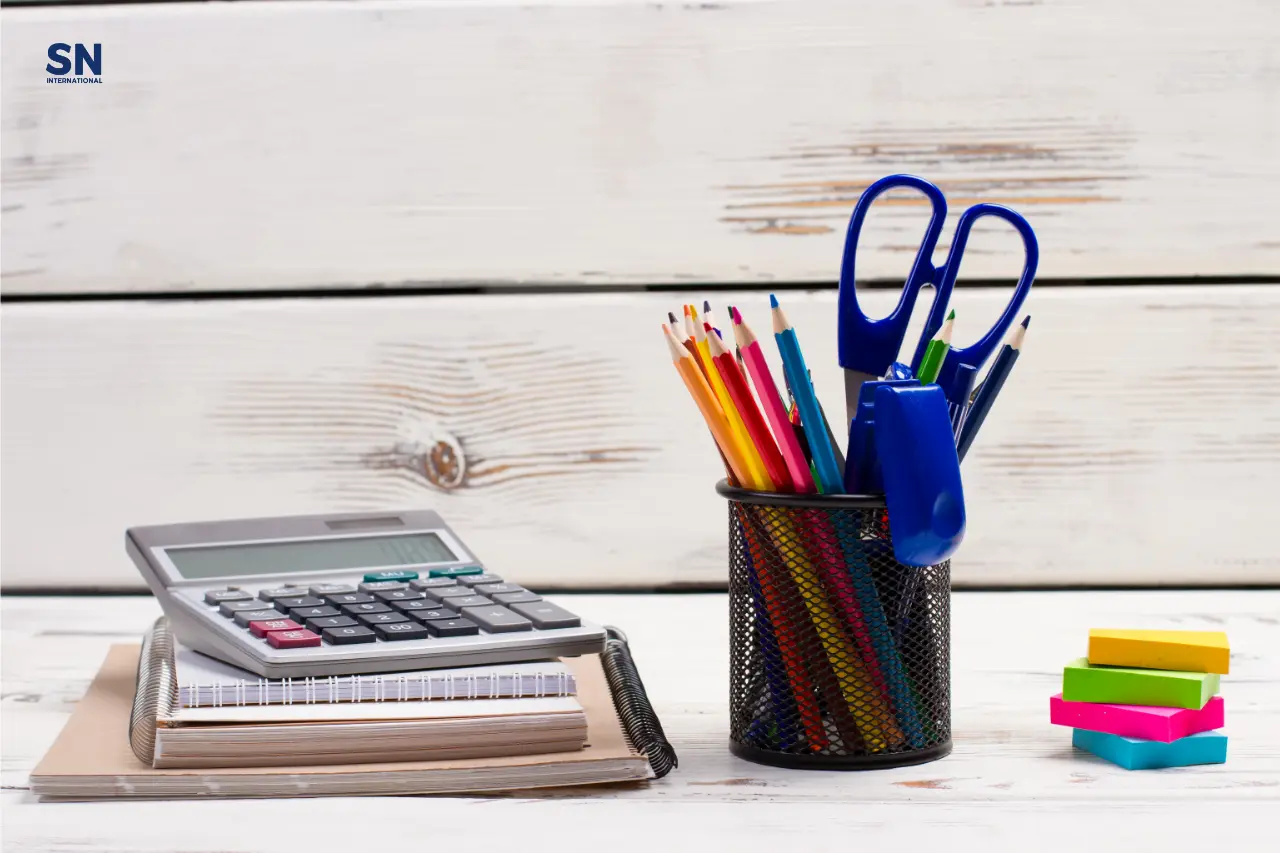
[929,203,1039,398]
[837,174,952,379]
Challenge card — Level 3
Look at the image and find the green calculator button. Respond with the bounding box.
[428,566,484,578]
[362,570,420,582]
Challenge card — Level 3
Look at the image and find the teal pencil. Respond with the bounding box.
[770,295,843,494]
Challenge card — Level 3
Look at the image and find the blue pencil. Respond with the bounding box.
[770,295,844,494]
[956,316,1028,461]
[740,526,801,749]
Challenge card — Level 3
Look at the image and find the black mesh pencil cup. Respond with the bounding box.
[719,481,952,769]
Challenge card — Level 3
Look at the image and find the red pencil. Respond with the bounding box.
[706,321,794,493]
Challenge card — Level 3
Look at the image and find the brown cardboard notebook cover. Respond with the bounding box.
[31,645,651,800]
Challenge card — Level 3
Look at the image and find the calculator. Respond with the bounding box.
[126,510,606,678]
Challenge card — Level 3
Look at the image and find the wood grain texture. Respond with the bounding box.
[2,593,1277,851]
[2,285,1278,589]
[3,0,1279,295]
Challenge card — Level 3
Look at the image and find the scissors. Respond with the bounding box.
[836,174,1039,428]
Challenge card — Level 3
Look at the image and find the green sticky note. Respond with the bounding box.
[1062,658,1220,709]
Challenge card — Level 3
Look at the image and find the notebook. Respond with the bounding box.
[173,644,576,707]
[30,627,676,799]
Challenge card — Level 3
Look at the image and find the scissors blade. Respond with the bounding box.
[844,368,878,430]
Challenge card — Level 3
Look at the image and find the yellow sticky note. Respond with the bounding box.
[1088,629,1229,675]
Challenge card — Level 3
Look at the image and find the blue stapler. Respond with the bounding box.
[873,384,966,567]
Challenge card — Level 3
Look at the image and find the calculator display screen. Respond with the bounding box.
[164,533,458,580]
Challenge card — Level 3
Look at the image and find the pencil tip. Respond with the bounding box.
[769,293,779,308]
[731,306,742,324]
[703,299,711,314]
[1021,315,1031,329]
[668,311,678,325]
[946,309,956,321]
[682,304,690,317]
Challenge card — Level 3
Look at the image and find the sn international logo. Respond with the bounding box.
[46,43,102,84]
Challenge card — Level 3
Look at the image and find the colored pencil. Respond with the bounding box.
[770,295,844,494]
[947,362,979,438]
[731,308,816,494]
[662,325,753,485]
[957,315,1028,461]
[693,310,772,491]
[707,322,794,493]
[916,309,955,384]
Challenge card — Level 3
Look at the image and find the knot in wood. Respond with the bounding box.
[418,435,466,490]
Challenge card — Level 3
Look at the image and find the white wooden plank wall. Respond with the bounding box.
[2,0,1278,294]
[4,285,1278,589]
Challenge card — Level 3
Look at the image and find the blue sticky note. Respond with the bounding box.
[1072,728,1228,770]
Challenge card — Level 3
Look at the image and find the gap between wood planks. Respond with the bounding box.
[3,275,1279,304]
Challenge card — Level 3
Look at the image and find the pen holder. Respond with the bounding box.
[718,481,952,769]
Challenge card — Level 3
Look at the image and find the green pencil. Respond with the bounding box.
[916,309,955,384]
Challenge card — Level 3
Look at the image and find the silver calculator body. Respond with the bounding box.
[127,510,606,679]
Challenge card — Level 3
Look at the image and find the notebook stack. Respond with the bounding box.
[1050,629,1229,770]
[30,618,675,800]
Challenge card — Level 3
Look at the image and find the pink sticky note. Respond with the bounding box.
[1050,693,1224,743]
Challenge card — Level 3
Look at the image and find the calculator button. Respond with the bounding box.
[272,596,325,612]
[443,595,492,609]
[460,605,533,633]
[509,601,582,630]
[473,583,526,596]
[409,577,458,591]
[358,580,408,593]
[234,608,290,627]
[362,570,419,583]
[423,586,476,603]
[428,566,484,578]
[394,600,455,616]
[423,618,480,638]
[309,583,358,597]
[374,622,432,641]
[288,605,341,622]
[415,608,463,623]
[258,585,308,602]
[492,590,542,605]
[323,626,378,645]
[267,629,322,649]
[220,600,272,617]
[375,589,425,603]
[204,589,252,605]
[306,615,359,632]
[325,592,376,606]
[341,602,392,615]
[455,573,504,587]
[248,618,302,638]
[357,612,411,626]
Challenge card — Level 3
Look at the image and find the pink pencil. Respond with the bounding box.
[731,307,816,494]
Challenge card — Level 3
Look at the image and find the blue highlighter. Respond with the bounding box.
[873,384,966,567]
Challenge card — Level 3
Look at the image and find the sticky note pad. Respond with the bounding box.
[1062,658,1219,709]
[1050,694,1224,742]
[1088,629,1229,674]
[1072,728,1227,770]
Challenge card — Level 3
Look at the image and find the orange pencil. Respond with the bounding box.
[662,325,752,485]
[706,321,794,493]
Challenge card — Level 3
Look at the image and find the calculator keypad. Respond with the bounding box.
[202,575,580,648]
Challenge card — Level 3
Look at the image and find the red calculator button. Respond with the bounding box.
[248,618,302,638]
[266,629,322,648]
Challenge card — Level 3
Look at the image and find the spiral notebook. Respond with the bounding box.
[171,638,577,708]
[31,624,676,799]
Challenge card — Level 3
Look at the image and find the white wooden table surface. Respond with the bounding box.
[3,592,1276,851]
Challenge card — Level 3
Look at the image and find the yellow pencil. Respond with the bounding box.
[691,308,773,491]
[663,325,753,486]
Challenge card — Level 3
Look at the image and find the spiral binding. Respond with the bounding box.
[601,626,677,779]
[129,616,178,765]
